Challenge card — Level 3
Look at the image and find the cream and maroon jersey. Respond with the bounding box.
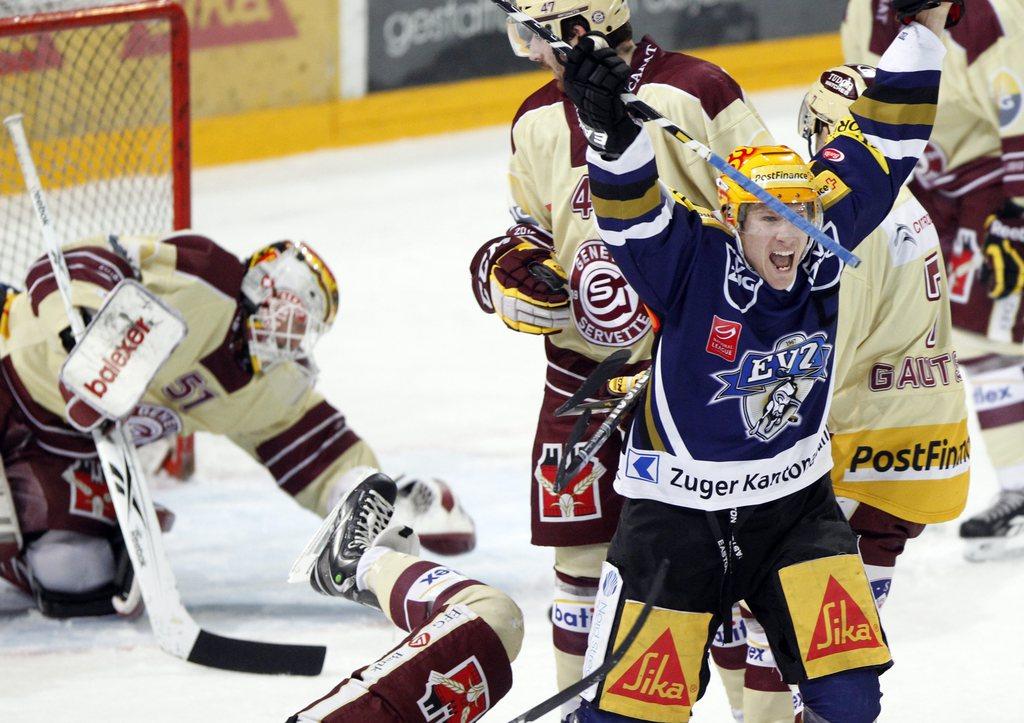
[842,0,1024,203]
[509,35,773,363]
[829,186,969,523]
[0,233,376,516]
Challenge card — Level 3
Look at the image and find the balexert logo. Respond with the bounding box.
[383,0,506,58]
[84,318,152,399]
[850,438,970,474]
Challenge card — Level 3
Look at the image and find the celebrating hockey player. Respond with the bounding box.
[288,469,522,722]
[470,0,772,709]
[556,2,954,721]
[842,0,1024,560]
[0,232,474,618]
[722,61,973,723]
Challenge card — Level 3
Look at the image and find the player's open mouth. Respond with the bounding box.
[770,251,794,272]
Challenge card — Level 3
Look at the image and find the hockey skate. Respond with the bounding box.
[289,470,400,607]
[959,489,1024,562]
[393,476,476,555]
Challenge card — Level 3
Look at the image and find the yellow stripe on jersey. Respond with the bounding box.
[592,182,662,223]
[643,379,667,453]
[826,118,890,174]
[852,96,937,127]
[669,190,734,234]
[831,420,970,524]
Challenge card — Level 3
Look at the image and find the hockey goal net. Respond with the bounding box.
[0,1,193,478]
[0,0,190,287]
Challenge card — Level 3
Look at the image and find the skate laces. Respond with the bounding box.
[978,490,1024,522]
[350,490,394,552]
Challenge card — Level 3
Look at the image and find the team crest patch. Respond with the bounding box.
[599,603,708,721]
[994,69,1023,128]
[126,403,182,446]
[706,315,742,362]
[570,239,651,347]
[418,656,489,723]
[712,332,832,441]
[947,228,979,303]
[63,460,115,525]
[535,443,603,521]
[778,554,890,679]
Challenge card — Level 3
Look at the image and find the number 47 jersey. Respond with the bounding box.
[0,233,374,516]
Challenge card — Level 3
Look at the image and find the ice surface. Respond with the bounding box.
[0,86,1015,721]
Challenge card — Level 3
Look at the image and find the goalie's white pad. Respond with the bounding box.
[60,279,187,419]
[0,460,23,560]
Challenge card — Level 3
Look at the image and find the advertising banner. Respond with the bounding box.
[367,0,848,92]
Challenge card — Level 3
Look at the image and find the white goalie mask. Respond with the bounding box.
[241,241,339,378]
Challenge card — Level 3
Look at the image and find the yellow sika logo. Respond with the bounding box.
[807,576,881,661]
[606,629,690,706]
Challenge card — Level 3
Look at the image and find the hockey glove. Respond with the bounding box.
[983,201,1024,300]
[489,241,570,335]
[562,35,641,159]
[892,0,964,27]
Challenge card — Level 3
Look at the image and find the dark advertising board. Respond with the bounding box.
[368,0,847,92]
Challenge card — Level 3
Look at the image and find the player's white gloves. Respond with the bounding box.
[470,224,571,335]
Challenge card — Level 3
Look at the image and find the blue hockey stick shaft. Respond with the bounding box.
[493,0,861,267]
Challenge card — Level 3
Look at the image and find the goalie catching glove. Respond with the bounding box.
[561,35,641,158]
[983,201,1024,300]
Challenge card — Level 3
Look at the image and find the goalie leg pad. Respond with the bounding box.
[292,604,513,723]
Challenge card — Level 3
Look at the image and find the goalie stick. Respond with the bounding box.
[492,0,861,268]
[4,114,325,677]
[507,558,669,723]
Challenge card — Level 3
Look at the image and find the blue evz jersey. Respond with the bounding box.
[586,23,946,510]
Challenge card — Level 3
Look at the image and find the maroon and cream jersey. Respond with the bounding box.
[0,233,376,515]
[508,35,773,363]
[842,0,1024,203]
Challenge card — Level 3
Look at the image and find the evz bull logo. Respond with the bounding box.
[712,332,832,441]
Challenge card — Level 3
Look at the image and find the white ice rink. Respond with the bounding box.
[0,86,1018,721]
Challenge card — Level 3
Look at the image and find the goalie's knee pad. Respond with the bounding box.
[799,668,881,723]
[24,530,115,595]
[293,604,513,723]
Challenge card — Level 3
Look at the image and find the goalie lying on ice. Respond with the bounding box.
[0,232,474,618]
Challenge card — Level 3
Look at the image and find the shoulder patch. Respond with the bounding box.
[811,169,852,211]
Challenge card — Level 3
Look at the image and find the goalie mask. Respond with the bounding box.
[242,241,339,376]
[507,0,630,57]
[797,64,876,156]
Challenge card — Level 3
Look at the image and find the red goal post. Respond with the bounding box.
[0,1,194,478]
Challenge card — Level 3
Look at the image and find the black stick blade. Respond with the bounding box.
[554,349,631,417]
[188,630,326,676]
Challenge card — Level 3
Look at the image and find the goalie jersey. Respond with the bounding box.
[586,24,945,510]
[507,35,772,364]
[0,233,376,516]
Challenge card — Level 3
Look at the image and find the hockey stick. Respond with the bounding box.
[555,370,649,492]
[5,114,325,676]
[493,0,861,268]
[508,558,670,723]
[554,349,632,417]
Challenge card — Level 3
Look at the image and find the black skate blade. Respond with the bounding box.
[555,349,631,417]
[188,630,326,676]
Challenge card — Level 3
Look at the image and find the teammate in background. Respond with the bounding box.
[559,2,952,721]
[289,469,522,722]
[723,62,973,723]
[0,233,474,618]
[842,0,1024,560]
[469,1,772,713]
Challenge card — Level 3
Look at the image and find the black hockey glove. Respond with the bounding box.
[983,200,1024,299]
[562,35,641,159]
[892,0,964,27]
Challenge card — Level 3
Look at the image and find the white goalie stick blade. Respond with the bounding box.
[99,429,327,676]
[60,279,187,419]
[507,559,670,723]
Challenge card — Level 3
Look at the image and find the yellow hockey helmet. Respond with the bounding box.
[797,64,876,156]
[716,145,822,232]
[507,0,630,57]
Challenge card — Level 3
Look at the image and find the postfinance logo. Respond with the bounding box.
[606,629,690,706]
[806,576,881,661]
